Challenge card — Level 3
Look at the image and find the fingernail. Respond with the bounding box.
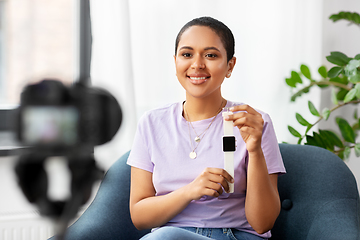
[224,115,230,120]
[229,107,234,111]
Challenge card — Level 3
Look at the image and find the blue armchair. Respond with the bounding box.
[50,144,360,240]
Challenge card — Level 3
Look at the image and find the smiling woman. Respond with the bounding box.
[127,16,286,240]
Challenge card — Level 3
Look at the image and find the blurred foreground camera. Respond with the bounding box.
[13,79,122,239]
[16,79,122,153]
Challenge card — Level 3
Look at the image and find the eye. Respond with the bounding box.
[182,53,192,58]
[206,53,217,58]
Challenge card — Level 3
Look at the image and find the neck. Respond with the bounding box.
[184,95,226,122]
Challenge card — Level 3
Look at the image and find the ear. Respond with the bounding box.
[226,57,236,78]
[228,57,236,72]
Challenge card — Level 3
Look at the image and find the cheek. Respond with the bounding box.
[175,61,188,75]
[211,63,228,76]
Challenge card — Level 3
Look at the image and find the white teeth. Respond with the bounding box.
[189,77,207,80]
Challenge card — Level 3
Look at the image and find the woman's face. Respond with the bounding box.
[174,25,235,100]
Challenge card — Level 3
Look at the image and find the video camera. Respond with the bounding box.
[13,79,122,238]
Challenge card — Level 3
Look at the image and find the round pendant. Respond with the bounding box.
[194,136,201,143]
[189,151,197,159]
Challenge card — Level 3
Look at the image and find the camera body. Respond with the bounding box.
[14,79,122,222]
[16,79,122,155]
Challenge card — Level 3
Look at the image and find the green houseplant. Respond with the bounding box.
[286,11,360,160]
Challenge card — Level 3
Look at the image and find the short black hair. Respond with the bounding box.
[175,16,235,62]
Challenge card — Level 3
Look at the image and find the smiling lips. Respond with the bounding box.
[188,76,210,85]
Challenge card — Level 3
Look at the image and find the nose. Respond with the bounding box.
[191,55,205,69]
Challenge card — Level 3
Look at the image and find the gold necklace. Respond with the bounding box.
[184,99,225,159]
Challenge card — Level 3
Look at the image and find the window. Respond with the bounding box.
[0,0,76,105]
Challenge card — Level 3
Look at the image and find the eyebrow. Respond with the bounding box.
[178,46,221,52]
[204,47,221,52]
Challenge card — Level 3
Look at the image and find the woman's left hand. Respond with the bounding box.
[224,104,264,153]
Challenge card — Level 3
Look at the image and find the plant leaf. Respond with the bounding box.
[318,131,336,150]
[318,66,327,78]
[352,12,360,23]
[328,66,343,78]
[296,113,311,126]
[291,71,302,84]
[322,108,331,120]
[349,74,360,84]
[288,126,302,138]
[331,88,338,105]
[353,120,360,131]
[313,132,326,149]
[326,51,351,66]
[300,65,311,80]
[329,76,348,84]
[330,12,360,25]
[343,88,357,103]
[344,59,360,77]
[290,86,311,102]
[355,54,360,60]
[355,83,360,99]
[286,77,296,88]
[351,12,360,24]
[319,130,344,148]
[308,101,320,117]
[305,134,327,149]
[348,59,360,68]
[355,143,360,157]
[337,89,349,101]
[305,135,318,147]
[336,117,356,143]
[344,147,351,160]
[305,125,312,135]
[354,108,358,120]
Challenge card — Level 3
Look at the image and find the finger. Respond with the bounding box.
[233,116,263,130]
[203,168,233,193]
[205,168,234,183]
[206,181,224,195]
[203,188,221,197]
[225,111,262,124]
[230,104,261,116]
[207,174,232,193]
[238,125,263,138]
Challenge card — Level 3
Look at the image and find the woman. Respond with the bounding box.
[127,16,286,240]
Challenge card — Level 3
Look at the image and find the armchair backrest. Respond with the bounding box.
[54,144,360,240]
[271,144,360,240]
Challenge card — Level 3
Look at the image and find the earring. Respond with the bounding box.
[227,72,231,78]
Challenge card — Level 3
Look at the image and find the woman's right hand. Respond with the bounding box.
[184,167,234,200]
[130,167,233,230]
